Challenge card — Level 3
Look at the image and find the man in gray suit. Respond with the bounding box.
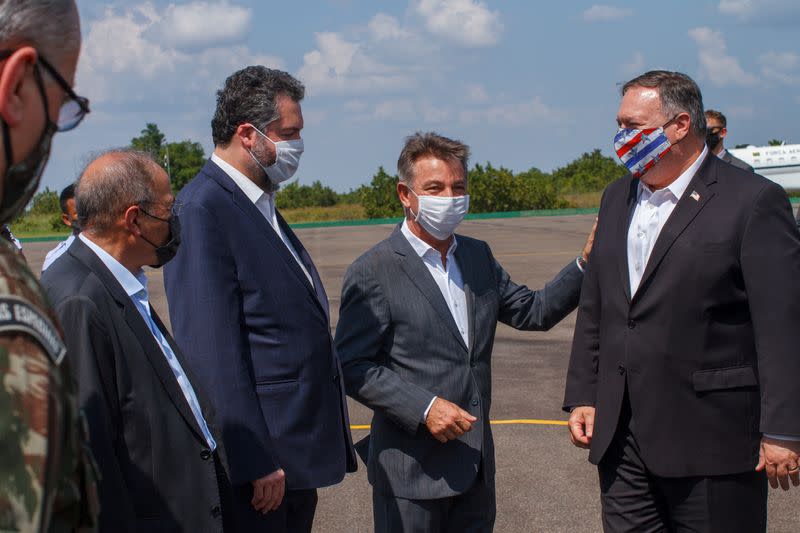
[336,132,594,532]
[705,109,754,172]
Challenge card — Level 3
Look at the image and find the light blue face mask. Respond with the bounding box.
[247,124,304,185]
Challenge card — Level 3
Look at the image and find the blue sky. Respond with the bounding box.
[46,0,800,193]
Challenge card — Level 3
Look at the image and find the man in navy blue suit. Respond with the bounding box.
[164,66,356,532]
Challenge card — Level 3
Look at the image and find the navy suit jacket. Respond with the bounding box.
[164,160,356,490]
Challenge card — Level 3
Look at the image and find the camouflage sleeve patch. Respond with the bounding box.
[0,296,65,366]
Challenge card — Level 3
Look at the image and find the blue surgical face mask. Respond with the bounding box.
[247,124,304,185]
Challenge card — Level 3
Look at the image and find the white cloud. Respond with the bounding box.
[582,5,634,22]
[718,0,800,25]
[372,99,417,121]
[297,32,415,95]
[621,51,645,76]
[368,13,411,41]
[149,1,252,51]
[79,3,282,104]
[414,0,503,47]
[687,27,756,87]
[460,96,563,126]
[759,50,800,85]
[718,0,754,17]
[465,83,489,103]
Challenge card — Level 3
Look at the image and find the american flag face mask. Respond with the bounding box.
[614,116,676,178]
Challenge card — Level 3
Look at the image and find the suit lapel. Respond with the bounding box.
[391,229,469,353]
[69,239,208,443]
[633,156,717,301]
[276,211,329,319]
[618,177,639,303]
[453,243,477,359]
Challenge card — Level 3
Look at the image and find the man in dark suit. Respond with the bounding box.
[565,71,800,533]
[336,132,594,532]
[42,149,229,532]
[705,109,754,172]
[164,66,356,533]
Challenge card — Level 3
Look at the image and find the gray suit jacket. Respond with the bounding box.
[721,150,755,172]
[335,225,583,500]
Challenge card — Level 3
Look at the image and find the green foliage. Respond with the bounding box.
[27,187,60,215]
[468,163,567,213]
[359,167,404,219]
[768,139,784,146]
[276,181,339,209]
[130,123,207,192]
[551,149,627,194]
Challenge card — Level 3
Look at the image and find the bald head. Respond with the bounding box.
[76,149,167,234]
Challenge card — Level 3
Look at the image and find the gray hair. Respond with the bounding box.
[397,132,470,185]
[622,70,706,138]
[76,149,160,234]
[211,66,305,146]
[0,1,80,65]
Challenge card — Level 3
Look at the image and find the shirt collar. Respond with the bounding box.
[639,144,708,201]
[211,153,270,206]
[401,219,458,259]
[716,148,727,160]
[79,234,148,298]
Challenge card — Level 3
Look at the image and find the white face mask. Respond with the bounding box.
[406,187,470,240]
[248,125,304,185]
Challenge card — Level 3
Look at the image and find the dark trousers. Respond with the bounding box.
[372,466,495,533]
[228,484,318,533]
[598,397,767,533]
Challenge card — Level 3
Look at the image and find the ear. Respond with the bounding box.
[235,123,258,151]
[61,213,72,227]
[673,112,692,141]
[719,127,728,140]
[0,47,38,127]
[123,205,142,235]
[397,181,412,210]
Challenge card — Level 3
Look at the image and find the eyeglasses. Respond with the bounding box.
[0,49,90,132]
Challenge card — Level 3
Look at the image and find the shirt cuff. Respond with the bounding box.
[423,396,437,422]
[764,433,800,441]
[576,257,586,273]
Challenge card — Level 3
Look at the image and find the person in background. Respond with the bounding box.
[41,183,79,271]
[705,109,754,172]
[42,149,230,532]
[0,1,97,531]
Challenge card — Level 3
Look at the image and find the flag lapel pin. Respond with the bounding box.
[690,190,700,201]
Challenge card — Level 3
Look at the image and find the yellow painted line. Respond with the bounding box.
[350,419,568,430]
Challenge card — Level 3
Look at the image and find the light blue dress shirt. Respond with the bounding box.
[79,234,217,450]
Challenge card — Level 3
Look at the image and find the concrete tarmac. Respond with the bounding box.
[25,215,799,532]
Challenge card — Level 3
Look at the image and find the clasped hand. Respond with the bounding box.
[425,397,478,443]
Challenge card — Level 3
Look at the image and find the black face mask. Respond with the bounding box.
[138,208,181,268]
[1,65,56,224]
[706,129,722,151]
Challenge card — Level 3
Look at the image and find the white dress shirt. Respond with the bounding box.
[41,234,75,272]
[627,146,708,296]
[79,234,217,450]
[211,153,313,286]
[401,220,469,420]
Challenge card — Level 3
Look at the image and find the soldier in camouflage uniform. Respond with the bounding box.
[0,1,97,531]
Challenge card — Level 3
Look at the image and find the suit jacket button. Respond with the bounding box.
[333,374,339,383]
[200,449,212,460]
[627,320,636,329]
[211,505,221,518]
[618,365,626,375]
[470,362,476,368]
[471,399,479,406]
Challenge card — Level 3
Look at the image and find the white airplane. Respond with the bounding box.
[728,143,800,190]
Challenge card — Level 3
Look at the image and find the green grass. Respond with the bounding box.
[279,203,366,223]
[10,213,70,239]
[562,191,603,209]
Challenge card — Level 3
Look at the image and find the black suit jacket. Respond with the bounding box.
[337,226,583,499]
[564,154,800,478]
[41,239,225,533]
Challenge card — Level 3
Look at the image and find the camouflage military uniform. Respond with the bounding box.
[0,239,97,532]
